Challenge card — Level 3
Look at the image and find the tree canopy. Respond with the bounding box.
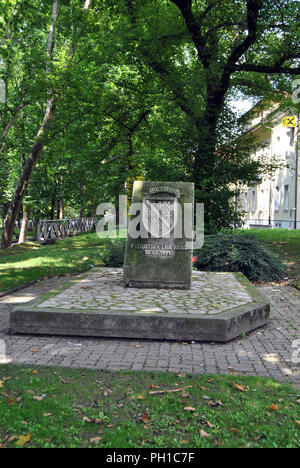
[0,0,299,246]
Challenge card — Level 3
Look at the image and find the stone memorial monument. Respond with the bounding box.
[10,179,270,343]
[123,181,194,289]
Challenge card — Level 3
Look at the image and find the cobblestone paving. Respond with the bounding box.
[0,275,299,388]
[37,268,252,315]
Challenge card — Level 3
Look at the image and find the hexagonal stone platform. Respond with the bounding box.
[10,268,270,342]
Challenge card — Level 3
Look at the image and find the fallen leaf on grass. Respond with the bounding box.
[230,428,240,434]
[233,382,247,392]
[89,437,102,444]
[207,400,224,408]
[0,381,4,388]
[215,439,223,446]
[295,420,300,426]
[141,413,152,424]
[15,433,31,448]
[184,406,195,412]
[270,404,279,411]
[32,396,45,402]
[199,429,210,438]
[83,416,92,423]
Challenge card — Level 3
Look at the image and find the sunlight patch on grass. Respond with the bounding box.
[0,234,107,293]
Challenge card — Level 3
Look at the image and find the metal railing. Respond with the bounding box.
[37,218,97,242]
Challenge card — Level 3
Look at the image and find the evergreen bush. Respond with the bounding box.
[194,234,284,282]
[100,234,284,283]
[101,238,126,267]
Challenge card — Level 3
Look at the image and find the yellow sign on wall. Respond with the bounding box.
[282,116,296,127]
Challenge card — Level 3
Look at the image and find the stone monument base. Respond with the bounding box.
[10,268,270,343]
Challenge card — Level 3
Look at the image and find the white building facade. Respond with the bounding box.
[240,107,299,229]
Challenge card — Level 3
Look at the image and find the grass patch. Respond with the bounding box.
[1,229,299,293]
[238,229,300,288]
[0,365,299,448]
[0,233,113,293]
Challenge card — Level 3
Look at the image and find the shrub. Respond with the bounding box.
[101,238,126,267]
[100,233,284,283]
[194,234,284,282]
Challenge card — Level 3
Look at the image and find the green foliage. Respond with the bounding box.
[239,228,300,287]
[1,0,299,235]
[194,234,284,282]
[101,238,126,267]
[95,233,285,283]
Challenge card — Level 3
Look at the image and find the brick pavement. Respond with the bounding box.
[0,276,299,387]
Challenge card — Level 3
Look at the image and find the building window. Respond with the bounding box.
[251,190,256,212]
[284,185,289,210]
[244,192,248,209]
[274,186,280,211]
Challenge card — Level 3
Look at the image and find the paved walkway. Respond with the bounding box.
[0,276,299,387]
[37,269,253,316]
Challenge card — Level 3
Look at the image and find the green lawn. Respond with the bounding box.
[0,229,300,293]
[0,233,111,293]
[240,229,300,288]
[0,365,299,448]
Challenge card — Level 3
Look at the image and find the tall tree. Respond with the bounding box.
[123,0,300,229]
[1,0,93,248]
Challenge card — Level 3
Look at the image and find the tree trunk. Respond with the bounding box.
[0,0,92,248]
[1,97,57,249]
[193,100,222,191]
[18,204,29,244]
